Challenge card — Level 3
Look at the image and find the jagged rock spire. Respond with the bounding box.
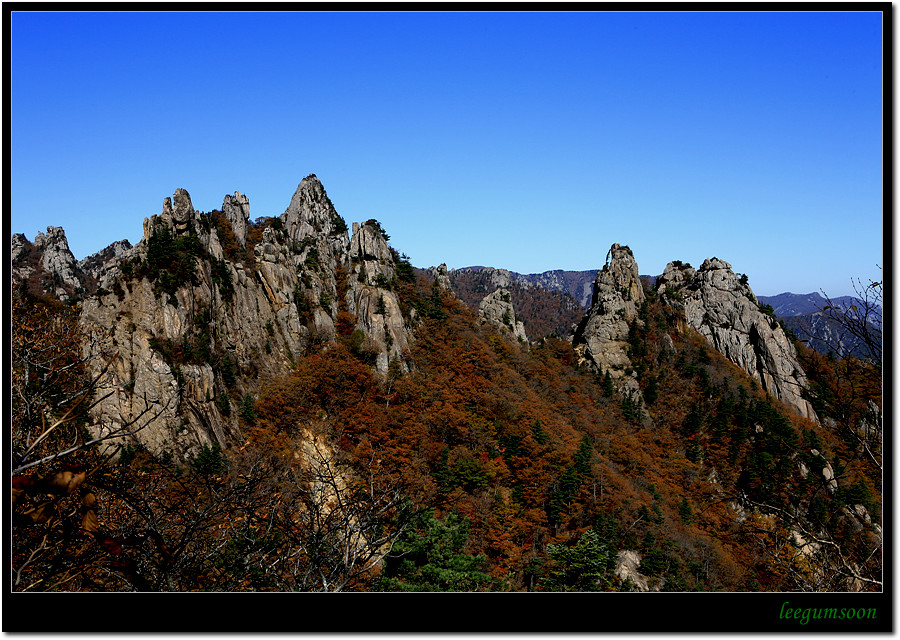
[143,187,198,240]
[573,243,645,388]
[222,192,250,247]
[347,220,411,373]
[33,226,84,299]
[430,263,453,291]
[281,174,347,243]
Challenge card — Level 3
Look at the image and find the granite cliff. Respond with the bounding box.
[478,287,528,342]
[569,245,818,424]
[10,185,821,461]
[657,258,818,421]
[20,175,416,462]
[571,243,646,398]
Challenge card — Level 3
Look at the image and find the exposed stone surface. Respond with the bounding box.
[430,263,453,291]
[79,239,134,288]
[71,175,415,461]
[479,287,528,342]
[810,449,838,494]
[658,257,817,421]
[222,191,251,247]
[655,260,695,297]
[456,266,597,308]
[33,226,85,299]
[11,233,37,283]
[615,550,658,592]
[347,220,412,373]
[572,244,645,393]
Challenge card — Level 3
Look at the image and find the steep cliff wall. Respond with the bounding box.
[68,175,415,461]
[572,243,645,394]
[657,257,817,421]
[346,220,413,373]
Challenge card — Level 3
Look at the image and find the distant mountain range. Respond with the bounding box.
[456,266,598,308]
[756,291,874,317]
[455,269,882,360]
[757,292,882,359]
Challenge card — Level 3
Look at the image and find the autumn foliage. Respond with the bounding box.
[10,272,882,592]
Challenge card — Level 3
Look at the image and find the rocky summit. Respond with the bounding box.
[572,243,646,395]
[657,257,818,421]
[70,175,417,461]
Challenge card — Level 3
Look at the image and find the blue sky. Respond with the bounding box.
[11,10,883,298]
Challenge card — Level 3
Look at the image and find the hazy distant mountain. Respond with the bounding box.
[757,292,882,359]
[756,292,871,317]
[456,266,598,308]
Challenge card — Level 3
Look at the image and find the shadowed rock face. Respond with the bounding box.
[572,243,645,393]
[659,257,818,422]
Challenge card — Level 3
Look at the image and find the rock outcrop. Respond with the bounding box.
[79,239,133,285]
[347,220,412,373]
[658,257,817,421]
[615,550,659,592]
[11,233,36,284]
[69,175,415,462]
[429,263,453,291]
[572,244,645,393]
[34,226,83,294]
[479,287,528,342]
[222,192,251,247]
[11,227,99,301]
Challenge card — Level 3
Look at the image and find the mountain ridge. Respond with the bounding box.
[11,175,882,595]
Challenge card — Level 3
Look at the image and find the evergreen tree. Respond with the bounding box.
[531,418,550,445]
[376,511,496,591]
[574,435,593,478]
[544,529,612,591]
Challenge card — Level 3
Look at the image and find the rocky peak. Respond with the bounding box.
[281,174,347,243]
[350,220,394,284]
[144,188,199,241]
[32,226,86,299]
[591,243,646,313]
[222,192,250,247]
[11,233,35,281]
[655,260,696,296]
[572,244,645,390]
[479,287,528,342]
[430,263,453,291]
[659,257,818,421]
[346,220,411,373]
[74,175,419,462]
[171,188,196,233]
[11,232,30,260]
[79,239,133,276]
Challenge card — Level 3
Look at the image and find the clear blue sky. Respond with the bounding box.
[11,10,884,298]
